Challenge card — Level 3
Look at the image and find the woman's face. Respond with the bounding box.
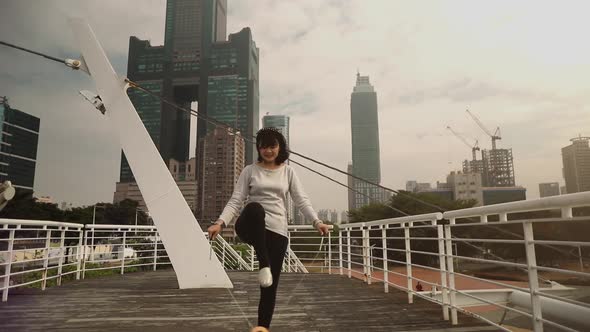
[259,142,280,163]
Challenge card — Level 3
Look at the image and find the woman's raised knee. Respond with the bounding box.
[244,202,265,220]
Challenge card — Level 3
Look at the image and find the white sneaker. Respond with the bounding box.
[258,267,273,288]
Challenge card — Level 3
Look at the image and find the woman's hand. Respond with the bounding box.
[315,222,331,236]
[208,220,224,240]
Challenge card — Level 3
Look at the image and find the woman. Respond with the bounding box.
[208,127,329,330]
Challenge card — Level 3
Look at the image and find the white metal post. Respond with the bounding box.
[437,224,449,320]
[153,231,158,271]
[82,229,88,279]
[76,228,83,280]
[499,212,508,222]
[369,245,374,283]
[222,240,226,268]
[347,229,351,278]
[91,206,96,262]
[444,225,458,325]
[41,227,51,291]
[404,222,413,304]
[2,229,15,302]
[363,226,371,284]
[381,225,389,293]
[57,228,66,286]
[290,232,293,272]
[523,221,544,332]
[561,207,573,218]
[120,231,127,275]
[250,246,254,271]
[338,229,343,276]
[328,230,332,274]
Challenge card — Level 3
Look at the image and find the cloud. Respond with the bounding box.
[2,0,590,212]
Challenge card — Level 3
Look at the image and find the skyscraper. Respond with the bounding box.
[205,27,259,164]
[0,97,40,196]
[262,114,290,145]
[197,127,245,240]
[348,73,386,210]
[562,136,590,194]
[121,0,258,184]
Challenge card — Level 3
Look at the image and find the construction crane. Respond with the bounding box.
[466,109,501,149]
[446,126,480,161]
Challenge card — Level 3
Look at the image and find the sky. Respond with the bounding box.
[1,0,590,212]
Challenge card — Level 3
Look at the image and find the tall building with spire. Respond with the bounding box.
[348,73,388,210]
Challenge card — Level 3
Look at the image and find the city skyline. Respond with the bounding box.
[1,1,590,212]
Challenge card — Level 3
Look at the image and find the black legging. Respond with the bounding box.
[235,202,288,328]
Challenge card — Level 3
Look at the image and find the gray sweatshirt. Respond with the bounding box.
[218,163,319,237]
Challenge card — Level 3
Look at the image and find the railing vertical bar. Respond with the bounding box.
[444,225,458,325]
[523,221,544,332]
[1,229,15,302]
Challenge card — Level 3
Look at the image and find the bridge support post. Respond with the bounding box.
[57,228,66,286]
[404,222,413,304]
[437,224,449,320]
[444,225,458,325]
[338,229,343,276]
[328,230,332,274]
[2,229,15,302]
[347,229,352,279]
[76,229,83,280]
[381,225,389,293]
[41,228,51,291]
[523,221,544,332]
[120,231,127,275]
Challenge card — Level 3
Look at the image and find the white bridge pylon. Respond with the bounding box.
[70,18,232,289]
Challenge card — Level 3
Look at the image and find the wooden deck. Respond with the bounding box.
[0,270,499,331]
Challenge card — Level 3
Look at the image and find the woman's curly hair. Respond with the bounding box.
[256,127,289,165]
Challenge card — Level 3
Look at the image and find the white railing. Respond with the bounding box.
[209,233,252,271]
[285,247,308,273]
[0,221,252,302]
[81,224,169,278]
[240,225,331,273]
[336,192,590,332]
[286,225,333,274]
[0,219,84,302]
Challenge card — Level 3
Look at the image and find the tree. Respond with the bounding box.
[348,191,477,223]
[347,191,479,266]
[0,198,64,221]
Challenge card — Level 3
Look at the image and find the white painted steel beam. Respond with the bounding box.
[69,18,231,288]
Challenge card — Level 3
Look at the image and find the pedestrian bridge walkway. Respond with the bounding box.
[3,191,590,331]
[0,270,497,332]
